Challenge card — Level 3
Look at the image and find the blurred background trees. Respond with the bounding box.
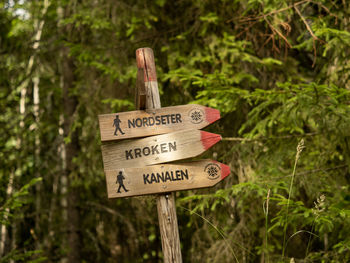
[1,0,350,262]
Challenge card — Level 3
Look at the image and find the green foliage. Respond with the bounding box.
[2,0,350,262]
[0,178,42,226]
[239,84,350,138]
[0,249,46,263]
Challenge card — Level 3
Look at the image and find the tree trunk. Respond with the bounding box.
[0,172,14,257]
[33,0,50,246]
[59,113,68,263]
[62,47,82,263]
[0,0,49,252]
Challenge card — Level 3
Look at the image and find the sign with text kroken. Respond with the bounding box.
[101,129,222,170]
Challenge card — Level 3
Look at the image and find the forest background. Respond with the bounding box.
[1,0,350,262]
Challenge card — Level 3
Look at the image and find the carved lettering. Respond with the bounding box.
[143,173,150,184]
[169,141,177,152]
[128,119,135,128]
[125,150,133,160]
[143,169,189,184]
[126,113,182,130]
[134,148,142,158]
[125,141,177,161]
[181,169,189,180]
[157,172,165,183]
[151,145,159,155]
[160,143,167,153]
[176,114,182,123]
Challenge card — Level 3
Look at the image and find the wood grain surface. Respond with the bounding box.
[105,160,230,198]
[98,104,220,141]
[101,129,222,170]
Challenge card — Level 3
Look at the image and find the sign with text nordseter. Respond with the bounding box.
[98,104,220,141]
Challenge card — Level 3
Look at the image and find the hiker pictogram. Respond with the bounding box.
[116,171,128,193]
[113,115,125,136]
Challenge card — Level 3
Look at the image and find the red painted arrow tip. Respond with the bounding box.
[200,131,222,150]
[205,107,221,124]
[220,163,230,180]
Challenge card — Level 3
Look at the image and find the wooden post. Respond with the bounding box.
[136,48,182,263]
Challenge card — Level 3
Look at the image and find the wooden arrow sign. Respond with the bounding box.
[101,129,221,170]
[105,160,230,198]
[98,104,220,141]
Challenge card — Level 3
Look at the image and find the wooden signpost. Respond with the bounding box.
[98,104,220,141]
[101,130,221,170]
[105,160,230,198]
[98,48,230,263]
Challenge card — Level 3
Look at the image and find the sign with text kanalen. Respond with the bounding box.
[101,129,221,170]
[98,104,220,141]
[105,160,230,198]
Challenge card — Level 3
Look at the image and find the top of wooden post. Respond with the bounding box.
[136,48,158,82]
[136,48,161,110]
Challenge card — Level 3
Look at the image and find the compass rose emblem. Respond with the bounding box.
[188,108,204,124]
[204,163,221,180]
